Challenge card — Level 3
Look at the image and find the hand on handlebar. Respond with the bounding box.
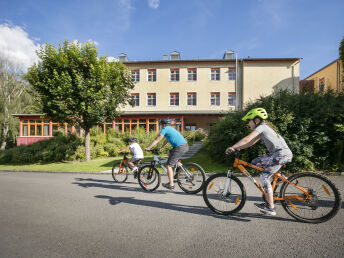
[225,147,236,155]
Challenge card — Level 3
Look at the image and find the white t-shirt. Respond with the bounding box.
[129,142,144,159]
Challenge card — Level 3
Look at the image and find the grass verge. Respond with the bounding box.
[0,149,228,173]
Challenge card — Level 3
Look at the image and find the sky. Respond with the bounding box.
[0,0,343,79]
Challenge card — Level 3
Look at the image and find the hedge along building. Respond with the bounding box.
[13,51,300,145]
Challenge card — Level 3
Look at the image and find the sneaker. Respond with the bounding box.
[162,182,175,190]
[132,167,138,179]
[255,203,276,216]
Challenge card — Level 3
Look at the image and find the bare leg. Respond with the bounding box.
[266,191,274,209]
[166,165,174,186]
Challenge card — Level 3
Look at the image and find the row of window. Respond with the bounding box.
[20,118,183,136]
[131,92,236,107]
[132,67,236,82]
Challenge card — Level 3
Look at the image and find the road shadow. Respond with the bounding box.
[73,177,203,196]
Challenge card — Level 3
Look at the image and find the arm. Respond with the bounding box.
[225,131,260,154]
[119,146,130,153]
[145,134,164,150]
[160,139,169,149]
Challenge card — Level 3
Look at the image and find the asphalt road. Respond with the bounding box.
[0,171,343,258]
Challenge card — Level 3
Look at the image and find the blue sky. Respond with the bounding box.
[0,0,343,78]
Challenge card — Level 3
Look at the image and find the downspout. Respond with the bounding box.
[235,53,238,110]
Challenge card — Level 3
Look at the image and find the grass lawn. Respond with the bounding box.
[0,150,229,173]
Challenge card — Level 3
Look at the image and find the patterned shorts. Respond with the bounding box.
[252,153,292,179]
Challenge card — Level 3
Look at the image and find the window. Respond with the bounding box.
[211,68,220,81]
[319,77,325,93]
[132,70,140,82]
[21,119,51,136]
[187,68,197,81]
[228,68,236,80]
[148,69,156,82]
[228,92,236,106]
[170,68,179,81]
[147,93,156,106]
[210,92,220,106]
[170,93,179,106]
[131,93,139,107]
[187,92,197,106]
[185,124,196,131]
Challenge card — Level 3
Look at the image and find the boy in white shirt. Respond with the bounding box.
[120,138,144,178]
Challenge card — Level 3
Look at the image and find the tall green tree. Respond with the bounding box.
[0,55,33,150]
[26,40,134,161]
[340,36,344,86]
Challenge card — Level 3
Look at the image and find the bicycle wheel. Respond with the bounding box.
[137,165,161,192]
[112,162,128,183]
[203,173,246,215]
[280,172,341,223]
[176,162,206,194]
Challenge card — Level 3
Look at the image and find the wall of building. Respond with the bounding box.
[122,61,237,113]
[305,59,342,93]
[242,60,300,106]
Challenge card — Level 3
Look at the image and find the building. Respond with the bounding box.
[300,59,343,93]
[13,51,300,145]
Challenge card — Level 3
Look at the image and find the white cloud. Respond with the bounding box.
[148,0,160,9]
[0,24,40,71]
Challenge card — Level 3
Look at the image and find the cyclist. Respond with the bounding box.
[145,119,189,190]
[225,108,292,216]
[119,138,144,178]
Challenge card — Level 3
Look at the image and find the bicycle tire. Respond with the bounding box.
[280,172,341,223]
[176,162,206,194]
[112,162,128,183]
[202,173,246,215]
[137,165,161,192]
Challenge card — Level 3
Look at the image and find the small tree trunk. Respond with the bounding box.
[0,122,9,150]
[85,129,91,161]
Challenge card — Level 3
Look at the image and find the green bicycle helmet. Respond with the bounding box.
[242,108,268,121]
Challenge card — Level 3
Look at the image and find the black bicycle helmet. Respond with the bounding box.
[128,138,138,143]
[159,118,171,125]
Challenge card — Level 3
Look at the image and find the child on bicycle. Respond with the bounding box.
[145,119,189,190]
[225,108,292,216]
[120,138,144,178]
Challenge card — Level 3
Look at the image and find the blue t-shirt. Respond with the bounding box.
[160,126,187,148]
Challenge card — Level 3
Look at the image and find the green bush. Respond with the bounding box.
[205,90,344,172]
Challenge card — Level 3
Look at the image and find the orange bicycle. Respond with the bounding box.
[111,152,144,183]
[202,150,341,223]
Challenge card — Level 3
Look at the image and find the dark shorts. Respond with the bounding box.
[167,143,189,167]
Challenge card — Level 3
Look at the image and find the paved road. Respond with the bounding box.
[0,172,343,258]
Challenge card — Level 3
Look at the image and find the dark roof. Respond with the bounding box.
[123,58,300,66]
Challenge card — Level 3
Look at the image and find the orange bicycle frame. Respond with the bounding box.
[233,156,311,202]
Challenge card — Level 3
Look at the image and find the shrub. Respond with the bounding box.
[205,90,344,172]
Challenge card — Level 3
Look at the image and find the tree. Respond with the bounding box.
[0,55,33,150]
[340,36,344,87]
[26,40,134,161]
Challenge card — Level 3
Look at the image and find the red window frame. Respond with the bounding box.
[187,92,197,106]
[170,68,180,81]
[147,93,156,106]
[211,68,220,80]
[170,92,179,106]
[210,92,220,106]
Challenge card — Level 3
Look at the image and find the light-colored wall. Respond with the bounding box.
[242,61,300,105]
[305,60,342,92]
[123,61,237,112]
